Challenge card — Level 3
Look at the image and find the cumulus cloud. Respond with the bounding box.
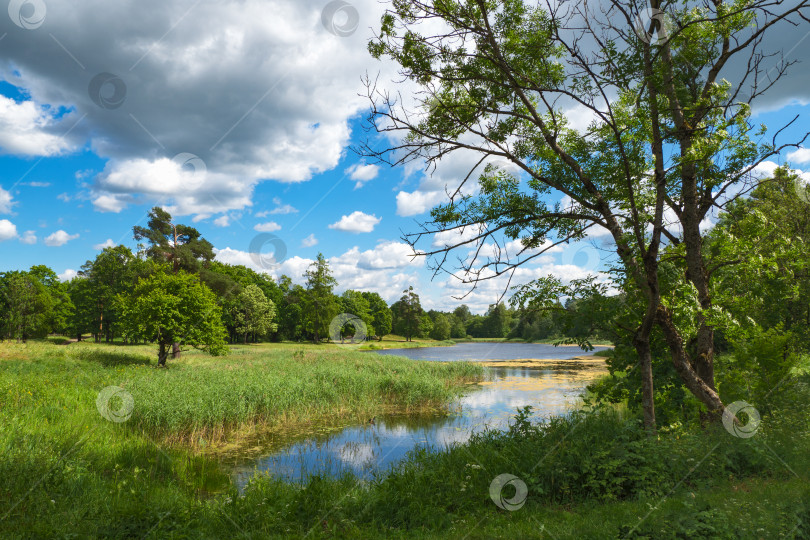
[328,211,381,233]
[0,187,14,214]
[264,197,298,215]
[0,0,397,217]
[395,147,514,217]
[92,194,131,213]
[0,95,78,157]
[346,162,380,188]
[214,240,424,303]
[44,230,79,247]
[396,190,447,217]
[432,225,485,248]
[20,230,37,245]
[301,233,318,247]
[93,238,116,250]
[213,215,231,227]
[356,241,422,269]
[787,147,810,165]
[254,221,281,232]
[268,204,297,215]
[0,219,18,241]
[58,269,78,281]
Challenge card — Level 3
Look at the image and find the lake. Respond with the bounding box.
[227,342,609,486]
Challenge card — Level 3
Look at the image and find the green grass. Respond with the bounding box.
[0,341,482,447]
[1,340,807,538]
[356,335,458,350]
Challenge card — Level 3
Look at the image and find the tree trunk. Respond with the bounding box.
[171,342,181,359]
[656,305,725,414]
[633,336,657,432]
[158,342,168,367]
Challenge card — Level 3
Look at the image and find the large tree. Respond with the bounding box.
[230,284,277,343]
[430,313,452,340]
[365,0,810,430]
[340,290,374,341]
[133,207,215,357]
[133,207,214,274]
[302,254,339,343]
[395,286,423,341]
[0,271,52,342]
[117,272,227,366]
[362,291,393,341]
[78,246,139,342]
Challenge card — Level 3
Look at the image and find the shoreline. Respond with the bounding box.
[474,355,607,368]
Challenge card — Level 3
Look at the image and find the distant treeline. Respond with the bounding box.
[1,207,595,345]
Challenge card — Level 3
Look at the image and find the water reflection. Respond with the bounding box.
[230,346,608,486]
[370,342,609,361]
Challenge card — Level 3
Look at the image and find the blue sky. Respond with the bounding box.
[1,1,809,312]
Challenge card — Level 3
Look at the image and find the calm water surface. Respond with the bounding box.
[228,343,608,486]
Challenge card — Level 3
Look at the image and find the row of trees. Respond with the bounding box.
[4,205,567,350]
[0,208,398,359]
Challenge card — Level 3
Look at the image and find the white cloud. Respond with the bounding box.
[213,215,231,227]
[20,230,37,245]
[93,238,116,250]
[346,162,380,189]
[44,230,79,247]
[787,147,810,165]
[0,219,17,241]
[432,225,484,248]
[57,193,71,203]
[301,233,318,247]
[0,95,77,157]
[396,146,510,217]
[214,240,425,304]
[58,269,77,282]
[396,189,447,217]
[0,0,401,218]
[357,241,422,270]
[254,221,282,232]
[751,160,779,179]
[328,211,381,233]
[269,204,297,215]
[267,197,298,215]
[92,194,130,213]
[0,187,13,214]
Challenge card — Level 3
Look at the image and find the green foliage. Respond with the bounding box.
[74,245,147,342]
[362,291,392,340]
[393,286,423,341]
[717,327,797,408]
[302,253,339,343]
[228,284,277,343]
[430,313,451,340]
[117,271,228,364]
[620,502,744,539]
[0,271,54,341]
[133,206,214,274]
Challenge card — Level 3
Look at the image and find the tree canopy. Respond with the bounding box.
[117,271,228,366]
[365,0,810,430]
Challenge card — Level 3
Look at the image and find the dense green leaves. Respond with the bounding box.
[117,272,228,364]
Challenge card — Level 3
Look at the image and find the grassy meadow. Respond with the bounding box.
[1,340,808,538]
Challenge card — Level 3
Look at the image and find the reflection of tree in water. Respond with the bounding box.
[231,359,608,485]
